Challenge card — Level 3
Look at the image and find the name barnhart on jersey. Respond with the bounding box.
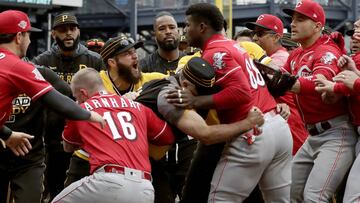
[84,97,141,111]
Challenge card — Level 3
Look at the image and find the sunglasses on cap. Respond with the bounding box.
[87,40,105,47]
[253,30,277,37]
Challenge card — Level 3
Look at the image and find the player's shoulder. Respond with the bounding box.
[140,72,167,83]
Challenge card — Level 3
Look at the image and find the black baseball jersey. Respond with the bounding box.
[139,50,185,75]
[32,43,104,84]
[32,43,103,149]
[1,65,71,162]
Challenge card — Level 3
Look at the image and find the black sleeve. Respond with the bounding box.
[0,125,12,140]
[37,66,72,97]
[40,89,91,120]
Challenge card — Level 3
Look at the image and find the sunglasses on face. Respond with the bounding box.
[253,30,277,37]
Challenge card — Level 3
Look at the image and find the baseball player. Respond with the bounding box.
[31,13,105,200]
[281,1,358,202]
[140,12,197,203]
[246,14,308,154]
[0,10,104,156]
[64,34,167,187]
[0,62,72,203]
[52,68,175,203]
[169,3,293,202]
[314,52,360,202]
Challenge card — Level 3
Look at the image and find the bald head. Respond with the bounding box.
[71,68,105,102]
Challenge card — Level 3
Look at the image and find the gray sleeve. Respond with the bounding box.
[157,81,185,126]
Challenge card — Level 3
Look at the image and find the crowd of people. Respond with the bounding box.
[1,0,360,203]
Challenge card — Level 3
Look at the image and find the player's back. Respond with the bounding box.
[65,94,171,174]
[204,36,276,116]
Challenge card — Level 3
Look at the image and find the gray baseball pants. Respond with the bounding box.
[208,112,293,203]
[291,118,357,203]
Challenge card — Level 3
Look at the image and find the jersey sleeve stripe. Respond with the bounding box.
[313,66,337,77]
[62,134,82,146]
[215,66,242,84]
[151,122,168,141]
[31,85,53,100]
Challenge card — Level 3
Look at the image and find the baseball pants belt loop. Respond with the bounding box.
[98,164,152,181]
[306,114,349,136]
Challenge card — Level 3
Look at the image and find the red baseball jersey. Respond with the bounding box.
[0,48,53,126]
[202,34,276,123]
[333,52,360,126]
[283,35,348,124]
[271,48,308,154]
[62,93,174,174]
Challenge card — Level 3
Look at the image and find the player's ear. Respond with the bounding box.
[80,88,89,99]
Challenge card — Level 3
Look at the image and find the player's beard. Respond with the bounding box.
[157,37,180,51]
[55,36,80,52]
[115,60,142,85]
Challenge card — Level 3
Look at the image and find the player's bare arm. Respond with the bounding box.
[175,107,264,145]
[338,55,360,75]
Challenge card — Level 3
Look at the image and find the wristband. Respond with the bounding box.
[0,126,12,140]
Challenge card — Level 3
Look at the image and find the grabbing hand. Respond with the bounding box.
[337,55,357,72]
[166,87,196,109]
[276,103,290,120]
[333,70,360,89]
[89,111,106,128]
[247,107,264,127]
[314,75,335,93]
[123,91,139,100]
[5,131,34,156]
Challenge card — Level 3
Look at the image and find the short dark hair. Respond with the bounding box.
[233,29,253,40]
[0,33,17,44]
[153,11,175,30]
[185,3,224,32]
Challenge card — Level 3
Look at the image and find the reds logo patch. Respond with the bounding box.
[296,65,312,77]
[212,52,226,70]
[32,68,45,81]
[18,20,27,29]
[321,52,337,65]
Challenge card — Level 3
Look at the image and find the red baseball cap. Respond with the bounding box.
[245,14,284,35]
[0,10,41,34]
[283,0,325,26]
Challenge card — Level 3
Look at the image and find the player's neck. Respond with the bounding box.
[0,43,20,56]
[158,48,179,62]
[61,50,75,57]
[108,69,131,91]
[300,33,321,49]
[267,43,283,56]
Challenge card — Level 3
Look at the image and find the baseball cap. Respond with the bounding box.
[100,33,143,62]
[182,57,215,88]
[245,14,284,35]
[0,10,41,34]
[283,0,325,26]
[346,29,354,36]
[53,13,79,29]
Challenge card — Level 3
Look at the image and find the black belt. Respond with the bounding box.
[307,121,332,136]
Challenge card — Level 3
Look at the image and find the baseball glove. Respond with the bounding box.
[266,71,297,97]
[253,60,297,97]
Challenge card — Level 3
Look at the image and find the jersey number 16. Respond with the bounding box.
[103,111,137,140]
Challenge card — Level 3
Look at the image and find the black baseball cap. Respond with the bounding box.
[53,13,79,29]
[346,29,354,36]
[280,32,299,48]
[182,57,215,88]
[100,33,143,62]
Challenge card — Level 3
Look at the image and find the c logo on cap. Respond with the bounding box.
[257,15,264,21]
[296,1,303,7]
[62,15,68,22]
[18,20,27,29]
